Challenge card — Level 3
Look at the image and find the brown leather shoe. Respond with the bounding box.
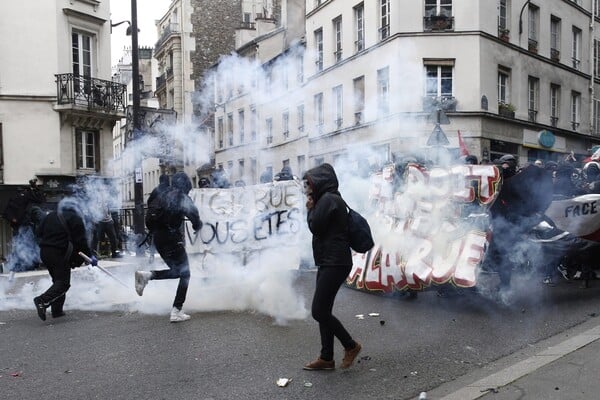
[341,342,362,369]
[303,357,335,371]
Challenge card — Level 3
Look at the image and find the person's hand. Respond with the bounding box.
[90,255,98,267]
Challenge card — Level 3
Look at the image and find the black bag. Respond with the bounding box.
[145,190,170,231]
[346,205,375,253]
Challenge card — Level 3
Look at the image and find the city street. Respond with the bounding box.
[2,260,600,400]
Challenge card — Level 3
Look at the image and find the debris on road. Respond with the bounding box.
[10,371,22,377]
[418,392,428,399]
[303,382,313,388]
[368,313,379,317]
[355,314,365,319]
[276,378,292,387]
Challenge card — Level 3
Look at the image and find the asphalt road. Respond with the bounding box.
[2,265,600,400]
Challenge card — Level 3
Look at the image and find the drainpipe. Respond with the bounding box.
[590,4,596,136]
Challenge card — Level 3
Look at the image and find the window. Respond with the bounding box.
[595,39,600,76]
[572,26,582,69]
[498,68,510,104]
[377,67,390,116]
[297,155,306,176]
[297,53,304,83]
[238,109,245,144]
[217,117,224,148]
[550,16,561,60]
[283,111,289,138]
[596,0,600,16]
[251,158,257,183]
[498,0,508,32]
[571,91,581,130]
[266,118,273,144]
[426,64,453,98]
[238,159,245,181]
[333,17,342,63]
[527,76,539,122]
[425,0,452,17]
[72,31,93,92]
[594,98,600,135]
[333,85,343,129]
[314,28,323,72]
[297,104,305,132]
[76,129,98,170]
[380,0,390,40]
[227,113,234,146]
[353,75,365,124]
[251,106,257,141]
[314,92,324,133]
[355,3,365,53]
[528,4,539,52]
[550,84,560,127]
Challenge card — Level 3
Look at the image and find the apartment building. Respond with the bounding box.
[0,1,126,256]
[211,0,600,183]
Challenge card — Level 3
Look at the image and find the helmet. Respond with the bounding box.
[498,154,516,163]
[584,161,600,181]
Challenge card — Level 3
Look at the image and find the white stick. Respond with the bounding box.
[78,252,129,288]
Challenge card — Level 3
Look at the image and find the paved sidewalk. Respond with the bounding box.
[424,317,600,400]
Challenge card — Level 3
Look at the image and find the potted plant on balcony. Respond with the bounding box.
[498,102,516,118]
[498,28,510,42]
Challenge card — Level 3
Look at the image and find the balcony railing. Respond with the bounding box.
[423,15,454,31]
[528,38,538,53]
[239,21,256,29]
[528,109,538,122]
[550,116,559,127]
[155,23,181,52]
[156,73,166,91]
[551,48,560,61]
[572,121,580,130]
[55,73,126,113]
[423,96,457,112]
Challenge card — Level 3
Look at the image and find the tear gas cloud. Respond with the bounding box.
[1,42,550,320]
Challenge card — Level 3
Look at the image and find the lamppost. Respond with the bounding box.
[130,0,145,256]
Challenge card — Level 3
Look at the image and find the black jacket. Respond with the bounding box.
[38,205,93,266]
[160,172,202,235]
[304,163,352,267]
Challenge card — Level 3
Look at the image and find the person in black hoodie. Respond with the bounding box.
[33,197,97,321]
[134,172,202,323]
[302,163,362,371]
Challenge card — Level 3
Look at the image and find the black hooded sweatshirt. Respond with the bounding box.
[303,163,352,267]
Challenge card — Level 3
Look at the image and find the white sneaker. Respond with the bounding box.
[134,271,152,296]
[170,307,191,323]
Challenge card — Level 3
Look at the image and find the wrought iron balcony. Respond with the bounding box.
[155,23,181,53]
[423,15,454,31]
[55,73,126,114]
[423,96,457,112]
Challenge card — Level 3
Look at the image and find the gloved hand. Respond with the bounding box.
[90,255,98,267]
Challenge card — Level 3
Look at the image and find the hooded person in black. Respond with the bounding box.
[134,172,202,323]
[302,163,361,371]
[33,197,97,321]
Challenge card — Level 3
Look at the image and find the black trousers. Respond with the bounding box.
[152,231,190,310]
[38,246,71,315]
[311,265,355,361]
[92,221,118,254]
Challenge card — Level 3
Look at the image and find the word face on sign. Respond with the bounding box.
[186,181,306,253]
[347,164,501,293]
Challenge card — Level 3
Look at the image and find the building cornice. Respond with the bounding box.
[0,94,56,102]
[62,7,107,25]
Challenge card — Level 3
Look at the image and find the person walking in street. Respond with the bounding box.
[302,163,362,371]
[33,197,97,321]
[134,172,201,323]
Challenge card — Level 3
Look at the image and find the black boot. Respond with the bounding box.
[33,297,47,321]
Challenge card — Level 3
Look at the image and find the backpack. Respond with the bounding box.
[145,189,170,231]
[346,205,375,253]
